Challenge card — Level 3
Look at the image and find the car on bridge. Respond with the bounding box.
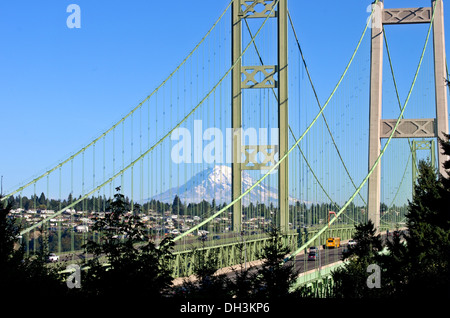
[47,253,59,263]
[348,239,356,247]
[308,251,317,261]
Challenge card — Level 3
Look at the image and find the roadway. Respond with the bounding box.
[291,245,344,275]
[289,232,395,275]
[209,242,348,284]
[58,232,396,278]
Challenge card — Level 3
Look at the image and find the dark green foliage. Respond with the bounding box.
[402,135,450,298]
[440,133,450,188]
[332,257,379,298]
[252,227,299,299]
[177,226,300,299]
[376,230,409,297]
[226,238,263,299]
[0,200,67,301]
[0,202,20,266]
[80,188,175,299]
[227,261,255,298]
[332,220,386,298]
[172,195,185,215]
[332,134,450,299]
[177,248,232,299]
[342,220,382,262]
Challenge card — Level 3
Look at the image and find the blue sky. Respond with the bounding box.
[0,0,448,202]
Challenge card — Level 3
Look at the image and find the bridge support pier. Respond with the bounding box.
[231,0,289,235]
[231,0,243,233]
[368,0,384,233]
[432,0,450,173]
[367,0,449,233]
[278,0,289,235]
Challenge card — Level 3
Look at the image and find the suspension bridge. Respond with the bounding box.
[1,0,448,292]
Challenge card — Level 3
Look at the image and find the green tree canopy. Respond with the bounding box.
[81,187,175,299]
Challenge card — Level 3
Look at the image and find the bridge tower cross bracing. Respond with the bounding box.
[368,0,449,232]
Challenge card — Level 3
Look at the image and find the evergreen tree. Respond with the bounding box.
[177,247,231,299]
[81,187,175,299]
[172,195,184,215]
[440,132,450,191]
[227,250,255,298]
[331,135,450,299]
[332,220,385,298]
[377,228,409,297]
[252,227,299,299]
[403,136,450,298]
[342,220,382,262]
[38,192,46,207]
[0,199,67,301]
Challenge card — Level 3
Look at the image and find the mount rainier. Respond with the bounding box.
[151,165,298,205]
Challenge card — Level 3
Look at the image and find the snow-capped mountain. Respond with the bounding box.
[151,165,297,205]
